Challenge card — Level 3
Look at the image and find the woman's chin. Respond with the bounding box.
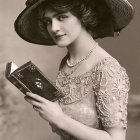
[56,41,70,48]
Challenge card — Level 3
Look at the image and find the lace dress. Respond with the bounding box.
[54,57,130,140]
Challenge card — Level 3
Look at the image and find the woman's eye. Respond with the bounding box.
[45,20,51,26]
[58,15,68,21]
[43,18,51,26]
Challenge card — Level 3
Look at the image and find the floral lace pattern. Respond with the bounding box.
[55,57,130,139]
[95,58,130,128]
[56,69,100,105]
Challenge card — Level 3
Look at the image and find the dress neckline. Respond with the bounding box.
[60,56,114,79]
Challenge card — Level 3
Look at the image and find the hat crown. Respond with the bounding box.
[26,0,39,7]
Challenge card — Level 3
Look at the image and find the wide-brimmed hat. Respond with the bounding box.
[14,0,134,45]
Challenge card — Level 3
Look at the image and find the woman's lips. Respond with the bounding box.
[55,34,66,39]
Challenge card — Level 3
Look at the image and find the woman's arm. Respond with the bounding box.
[25,92,126,140]
[55,112,126,140]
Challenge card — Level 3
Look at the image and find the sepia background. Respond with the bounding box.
[0,0,140,140]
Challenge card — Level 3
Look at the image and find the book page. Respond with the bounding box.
[10,62,18,73]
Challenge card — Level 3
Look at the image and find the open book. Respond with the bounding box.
[5,61,63,101]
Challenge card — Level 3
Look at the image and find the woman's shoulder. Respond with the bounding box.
[94,56,130,86]
[88,45,125,74]
[95,56,129,78]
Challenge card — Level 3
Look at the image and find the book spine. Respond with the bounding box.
[7,75,31,95]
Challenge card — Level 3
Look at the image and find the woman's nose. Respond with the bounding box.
[52,19,60,33]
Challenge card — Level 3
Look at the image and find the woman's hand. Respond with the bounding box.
[24,92,64,126]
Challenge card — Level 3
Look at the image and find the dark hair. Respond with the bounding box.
[37,0,114,39]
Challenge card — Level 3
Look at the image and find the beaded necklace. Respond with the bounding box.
[63,43,98,76]
[66,42,98,68]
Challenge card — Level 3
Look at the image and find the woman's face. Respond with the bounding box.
[43,9,83,47]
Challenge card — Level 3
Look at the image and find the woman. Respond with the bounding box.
[15,0,134,139]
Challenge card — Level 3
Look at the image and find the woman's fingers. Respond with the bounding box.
[24,96,43,108]
[33,105,40,112]
[26,92,48,103]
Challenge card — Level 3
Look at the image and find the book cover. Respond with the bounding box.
[5,61,63,101]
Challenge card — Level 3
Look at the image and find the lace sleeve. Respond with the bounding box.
[95,59,130,128]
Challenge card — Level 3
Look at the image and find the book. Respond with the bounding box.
[5,61,63,101]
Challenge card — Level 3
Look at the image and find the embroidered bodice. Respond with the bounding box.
[53,57,130,140]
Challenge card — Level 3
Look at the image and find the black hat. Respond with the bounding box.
[14,0,134,45]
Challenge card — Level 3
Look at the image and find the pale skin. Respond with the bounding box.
[24,9,126,140]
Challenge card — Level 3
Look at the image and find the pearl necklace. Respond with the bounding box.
[62,62,81,76]
[67,42,98,68]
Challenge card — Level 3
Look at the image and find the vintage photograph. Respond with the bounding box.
[0,0,140,140]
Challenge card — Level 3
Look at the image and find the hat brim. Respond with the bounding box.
[14,0,134,45]
[15,0,55,45]
[104,0,134,31]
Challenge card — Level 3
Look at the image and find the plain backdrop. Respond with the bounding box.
[0,0,140,140]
